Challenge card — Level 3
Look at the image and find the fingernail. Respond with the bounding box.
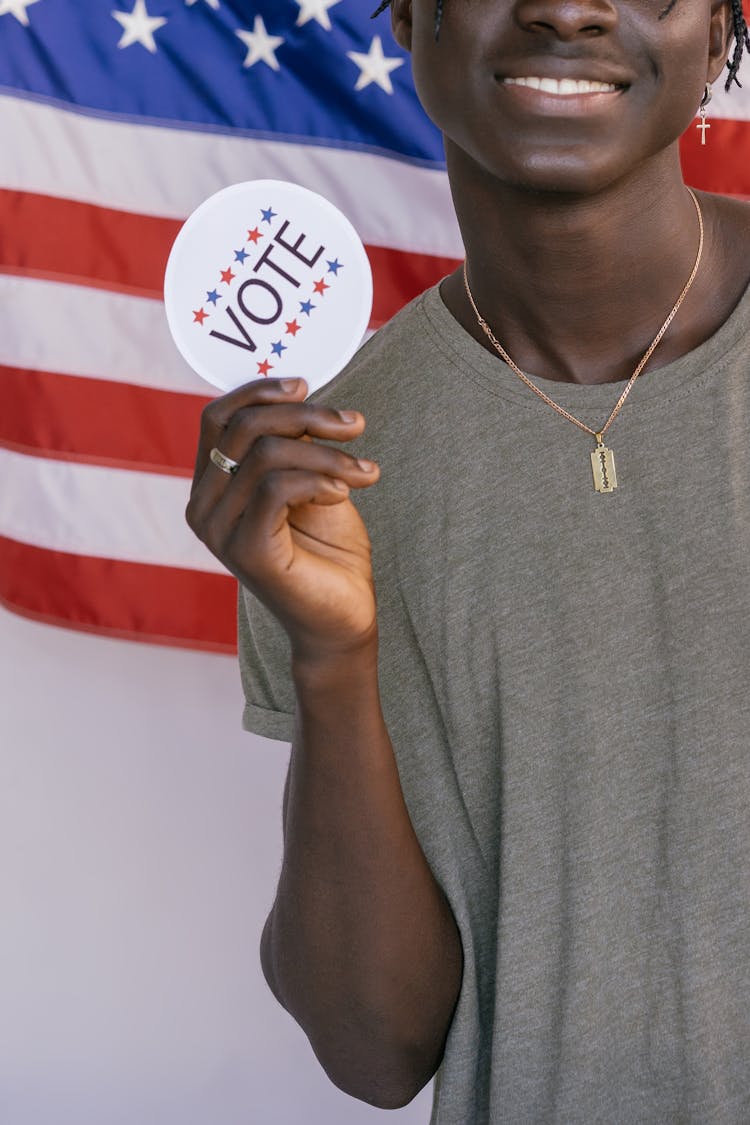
[281,378,300,392]
[337,410,358,423]
[332,478,349,491]
[357,459,376,472]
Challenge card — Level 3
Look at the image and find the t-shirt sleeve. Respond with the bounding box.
[237,584,296,743]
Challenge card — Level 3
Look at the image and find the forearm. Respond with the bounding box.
[261,640,463,1108]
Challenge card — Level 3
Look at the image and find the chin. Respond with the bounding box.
[448,134,644,200]
[499,157,626,198]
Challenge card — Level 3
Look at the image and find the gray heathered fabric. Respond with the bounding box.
[239,281,750,1124]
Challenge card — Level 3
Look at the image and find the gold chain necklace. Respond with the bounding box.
[462,188,704,494]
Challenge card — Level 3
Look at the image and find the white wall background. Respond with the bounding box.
[0,607,432,1125]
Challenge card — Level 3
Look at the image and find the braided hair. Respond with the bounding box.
[726,0,750,89]
[371,0,749,89]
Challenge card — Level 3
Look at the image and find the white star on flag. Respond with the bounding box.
[236,16,284,71]
[112,0,167,53]
[294,0,341,31]
[347,35,405,95]
[0,0,41,25]
[185,0,219,9]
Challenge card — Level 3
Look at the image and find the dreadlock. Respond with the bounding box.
[726,0,750,89]
[371,0,749,87]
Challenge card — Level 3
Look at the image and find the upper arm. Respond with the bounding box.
[281,760,291,838]
[260,759,292,1006]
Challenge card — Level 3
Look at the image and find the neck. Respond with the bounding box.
[445,146,711,385]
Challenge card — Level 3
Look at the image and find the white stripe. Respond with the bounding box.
[0,275,208,394]
[0,447,225,574]
[712,80,750,122]
[0,94,463,259]
[0,276,376,393]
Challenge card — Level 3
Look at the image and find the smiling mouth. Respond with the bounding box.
[502,76,622,94]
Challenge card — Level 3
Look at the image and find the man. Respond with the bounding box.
[186,0,750,1119]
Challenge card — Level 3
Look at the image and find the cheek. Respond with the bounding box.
[407,0,498,122]
[408,26,488,140]
[641,22,712,141]
[639,0,713,97]
[595,0,716,149]
[410,51,464,134]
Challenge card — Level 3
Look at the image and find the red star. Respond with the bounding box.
[313,277,330,296]
[220,267,235,285]
[285,319,301,336]
[257,359,273,377]
[247,227,263,244]
[193,308,208,325]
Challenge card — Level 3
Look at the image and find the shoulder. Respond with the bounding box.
[708,191,750,231]
[698,191,750,340]
[705,190,750,272]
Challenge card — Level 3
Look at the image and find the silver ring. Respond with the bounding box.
[209,446,240,475]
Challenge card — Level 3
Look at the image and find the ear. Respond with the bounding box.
[706,0,734,84]
[391,0,413,52]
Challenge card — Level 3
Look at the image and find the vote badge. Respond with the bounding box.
[164,180,373,395]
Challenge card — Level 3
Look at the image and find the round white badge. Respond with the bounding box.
[164,180,373,395]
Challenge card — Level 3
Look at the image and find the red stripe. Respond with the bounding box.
[0,190,459,327]
[680,117,750,196]
[368,244,460,326]
[0,190,181,299]
[0,534,238,652]
[0,365,208,475]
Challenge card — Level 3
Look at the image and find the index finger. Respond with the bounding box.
[194,376,308,485]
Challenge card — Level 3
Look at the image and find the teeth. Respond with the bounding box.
[504,76,618,94]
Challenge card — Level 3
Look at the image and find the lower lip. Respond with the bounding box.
[498,81,625,115]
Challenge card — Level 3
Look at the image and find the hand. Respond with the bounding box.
[186,377,380,659]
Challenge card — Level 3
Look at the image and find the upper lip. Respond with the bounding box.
[497,63,632,87]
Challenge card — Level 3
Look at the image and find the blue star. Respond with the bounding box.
[300,299,316,317]
[261,206,278,224]
[234,248,249,264]
[206,289,221,305]
[271,340,287,357]
[326,258,343,275]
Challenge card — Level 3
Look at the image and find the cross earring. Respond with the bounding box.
[697,84,712,146]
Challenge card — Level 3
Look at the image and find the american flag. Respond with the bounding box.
[0,0,748,653]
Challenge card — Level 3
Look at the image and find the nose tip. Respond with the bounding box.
[514,0,618,38]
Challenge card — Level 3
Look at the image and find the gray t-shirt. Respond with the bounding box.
[239,282,750,1124]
